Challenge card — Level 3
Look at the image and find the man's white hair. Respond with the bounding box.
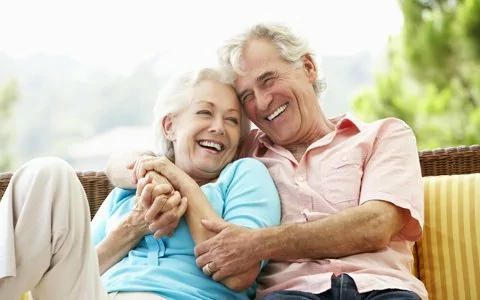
[217,23,326,97]
[152,68,251,161]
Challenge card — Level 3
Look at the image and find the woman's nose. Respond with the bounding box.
[208,119,225,135]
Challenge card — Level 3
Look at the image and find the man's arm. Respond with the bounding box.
[255,200,409,261]
[196,199,409,281]
[105,150,155,188]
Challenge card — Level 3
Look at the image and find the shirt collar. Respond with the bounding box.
[330,113,364,131]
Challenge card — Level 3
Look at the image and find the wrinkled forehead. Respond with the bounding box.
[234,39,291,87]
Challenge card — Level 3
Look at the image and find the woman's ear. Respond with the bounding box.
[162,114,176,141]
[303,54,317,84]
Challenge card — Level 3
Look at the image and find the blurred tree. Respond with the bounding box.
[0,80,18,171]
[352,0,480,149]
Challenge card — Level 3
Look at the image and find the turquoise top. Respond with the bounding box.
[91,158,281,300]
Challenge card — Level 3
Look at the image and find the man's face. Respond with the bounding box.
[234,39,322,147]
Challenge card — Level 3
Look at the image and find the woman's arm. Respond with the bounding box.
[96,204,149,275]
[94,176,181,275]
[144,159,261,292]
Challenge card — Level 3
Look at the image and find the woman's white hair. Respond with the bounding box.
[152,68,251,161]
[217,23,326,96]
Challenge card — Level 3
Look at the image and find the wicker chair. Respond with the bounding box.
[1,145,479,219]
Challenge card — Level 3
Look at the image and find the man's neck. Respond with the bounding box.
[284,119,335,161]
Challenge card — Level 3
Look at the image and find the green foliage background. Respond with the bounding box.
[0,80,18,171]
[353,0,480,149]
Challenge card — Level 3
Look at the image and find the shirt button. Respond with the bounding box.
[297,176,304,182]
[342,155,348,161]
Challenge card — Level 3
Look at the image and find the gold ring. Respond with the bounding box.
[203,263,214,276]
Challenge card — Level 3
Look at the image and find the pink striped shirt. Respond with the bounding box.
[241,114,428,299]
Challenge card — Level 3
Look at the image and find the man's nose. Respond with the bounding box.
[255,90,273,112]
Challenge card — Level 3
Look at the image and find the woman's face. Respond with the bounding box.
[164,79,242,183]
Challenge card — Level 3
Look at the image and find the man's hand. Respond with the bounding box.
[127,154,158,185]
[194,220,262,281]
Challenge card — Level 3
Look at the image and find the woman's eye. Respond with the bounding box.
[226,117,239,125]
[197,110,212,116]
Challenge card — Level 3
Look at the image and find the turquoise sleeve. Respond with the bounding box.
[222,158,281,269]
[90,188,135,246]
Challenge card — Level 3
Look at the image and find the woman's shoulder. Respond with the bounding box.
[225,157,268,173]
[216,158,270,188]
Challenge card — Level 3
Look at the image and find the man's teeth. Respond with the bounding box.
[199,141,223,151]
[267,104,287,121]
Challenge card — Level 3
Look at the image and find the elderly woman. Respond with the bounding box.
[0,68,281,300]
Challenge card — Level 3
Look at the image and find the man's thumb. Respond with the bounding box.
[201,219,228,233]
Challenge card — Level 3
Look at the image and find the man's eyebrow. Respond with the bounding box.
[255,71,276,83]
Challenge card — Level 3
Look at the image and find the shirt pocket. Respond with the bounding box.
[321,151,364,208]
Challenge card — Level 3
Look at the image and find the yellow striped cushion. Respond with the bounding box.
[418,174,480,300]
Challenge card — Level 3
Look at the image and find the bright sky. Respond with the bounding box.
[0,0,403,74]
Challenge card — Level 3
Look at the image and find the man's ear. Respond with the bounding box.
[303,54,317,84]
[162,114,176,141]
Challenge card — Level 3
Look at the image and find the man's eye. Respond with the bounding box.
[242,94,253,104]
[264,78,274,86]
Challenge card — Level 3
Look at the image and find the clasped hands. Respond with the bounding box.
[126,155,188,239]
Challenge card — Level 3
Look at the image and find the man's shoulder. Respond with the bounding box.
[344,115,413,135]
[366,117,414,139]
[335,114,412,131]
[370,117,412,129]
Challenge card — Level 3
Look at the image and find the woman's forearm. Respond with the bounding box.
[150,167,260,291]
[96,222,145,275]
[181,183,224,244]
[179,183,260,291]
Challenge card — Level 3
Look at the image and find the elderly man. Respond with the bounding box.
[110,23,427,300]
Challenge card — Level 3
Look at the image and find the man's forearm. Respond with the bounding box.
[105,150,155,188]
[255,201,405,261]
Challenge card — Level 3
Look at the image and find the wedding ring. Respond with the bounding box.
[203,263,214,276]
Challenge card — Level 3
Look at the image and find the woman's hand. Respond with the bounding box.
[118,175,155,239]
[134,156,196,192]
[138,171,188,239]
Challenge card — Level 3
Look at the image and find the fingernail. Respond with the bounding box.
[149,224,157,231]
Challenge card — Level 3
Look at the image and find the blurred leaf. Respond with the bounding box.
[353,0,480,150]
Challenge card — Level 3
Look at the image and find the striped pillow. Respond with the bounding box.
[418,173,480,300]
